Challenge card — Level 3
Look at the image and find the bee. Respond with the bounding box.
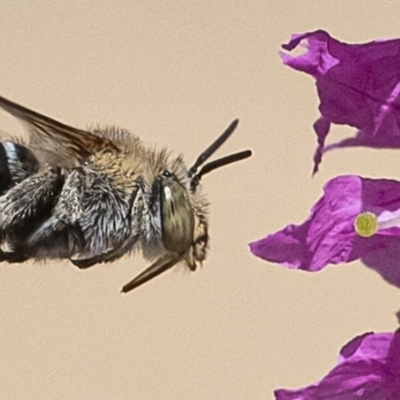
[0,96,251,292]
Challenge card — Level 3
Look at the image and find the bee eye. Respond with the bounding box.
[160,177,194,254]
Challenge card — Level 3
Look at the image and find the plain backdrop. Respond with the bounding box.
[0,1,399,399]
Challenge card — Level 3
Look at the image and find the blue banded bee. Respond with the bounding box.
[0,96,251,292]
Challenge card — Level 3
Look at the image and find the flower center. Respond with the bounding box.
[354,212,378,237]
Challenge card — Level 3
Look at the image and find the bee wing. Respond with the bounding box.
[0,96,119,167]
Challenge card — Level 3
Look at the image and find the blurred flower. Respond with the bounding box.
[281,30,400,174]
[274,330,400,400]
[249,175,400,288]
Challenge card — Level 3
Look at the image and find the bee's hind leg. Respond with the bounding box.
[0,166,64,232]
[0,250,29,263]
[0,167,64,261]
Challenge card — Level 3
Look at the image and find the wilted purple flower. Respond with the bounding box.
[274,330,400,400]
[281,30,400,174]
[249,175,400,288]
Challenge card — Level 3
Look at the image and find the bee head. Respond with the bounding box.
[121,120,251,293]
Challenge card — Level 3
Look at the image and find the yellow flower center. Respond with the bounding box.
[354,212,378,238]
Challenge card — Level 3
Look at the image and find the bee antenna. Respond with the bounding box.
[190,149,252,190]
[189,119,239,177]
[198,150,252,178]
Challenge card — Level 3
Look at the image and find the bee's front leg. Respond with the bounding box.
[70,233,140,268]
[69,181,145,268]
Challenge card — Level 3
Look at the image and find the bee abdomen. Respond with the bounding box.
[0,142,39,195]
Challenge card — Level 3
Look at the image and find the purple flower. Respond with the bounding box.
[281,30,400,174]
[274,330,400,399]
[249,175,400,288]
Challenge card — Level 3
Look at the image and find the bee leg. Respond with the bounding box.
[28,169,86,256]
[29,217,86,255]
[70,184,144,268]
[70,257,97,269]
[0,251,29,263]
[68,224,86,250]
[0,166,63,234]
[70,234,140,268]
[0,167,64,262]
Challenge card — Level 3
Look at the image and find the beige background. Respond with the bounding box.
[0,1,399,399]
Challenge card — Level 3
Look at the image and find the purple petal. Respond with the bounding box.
[281,30,400,172]
[250,175,362,271]
[360,237,400,287]
[339,332,392,363]
[274,331,400,400]
[384,329,400,378]
[249,175,400,288]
